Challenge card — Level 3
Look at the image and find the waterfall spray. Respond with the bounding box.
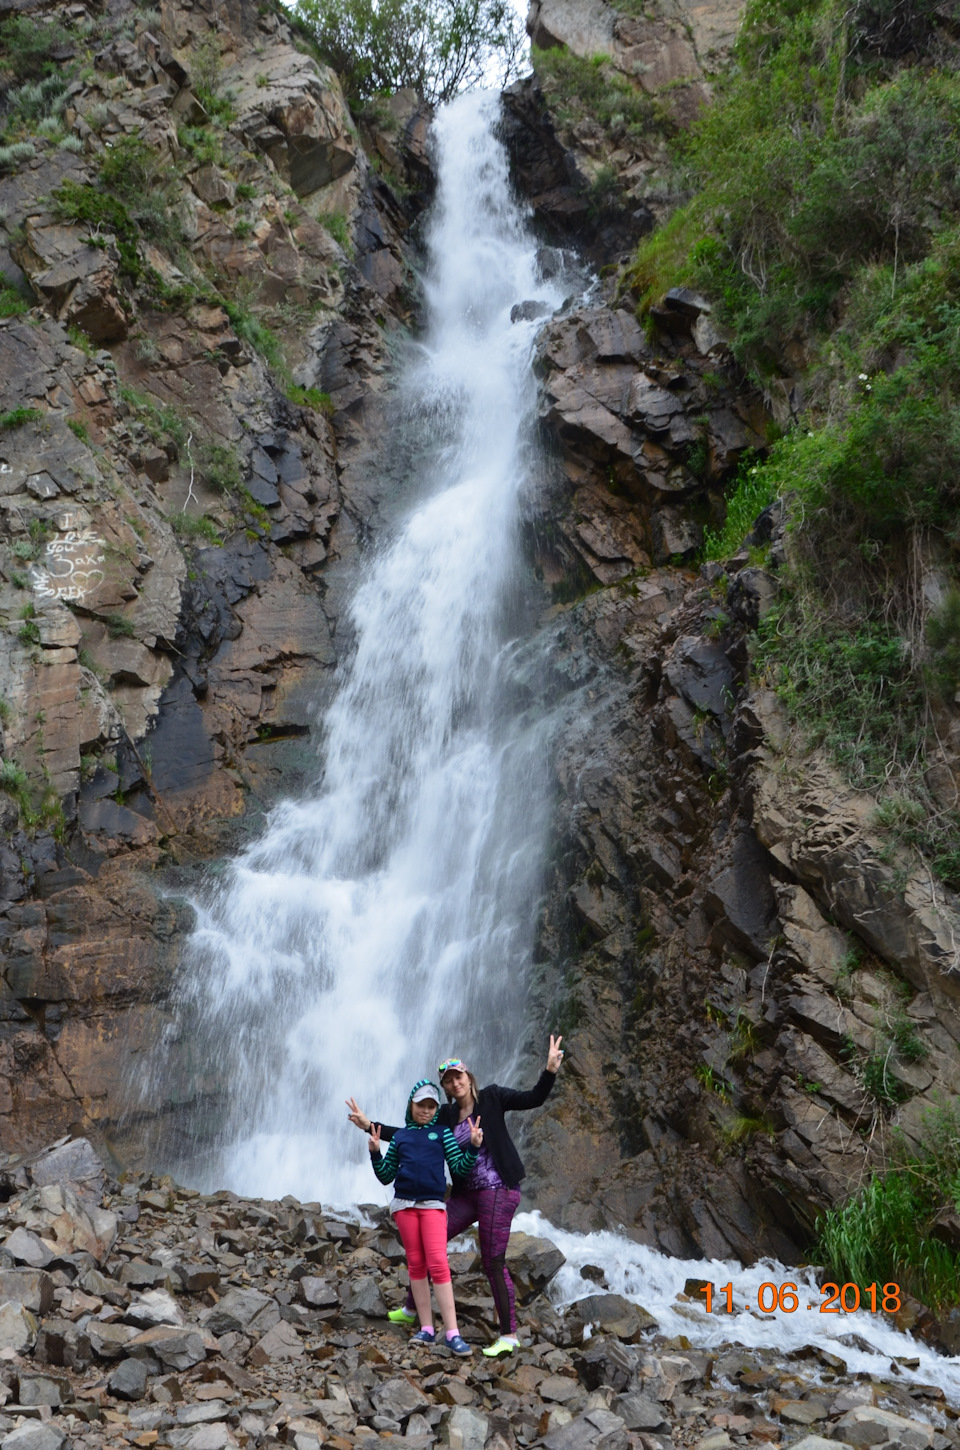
[158,92,566,1203]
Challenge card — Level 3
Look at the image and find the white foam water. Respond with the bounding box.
[161,91,566,1203]
[514,1212,960,1403]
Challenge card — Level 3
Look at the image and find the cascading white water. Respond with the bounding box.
[163,91,566,1203]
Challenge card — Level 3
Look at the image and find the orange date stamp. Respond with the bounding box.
[699,1282,901,1314]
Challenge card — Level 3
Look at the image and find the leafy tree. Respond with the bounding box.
[295,0,526,106]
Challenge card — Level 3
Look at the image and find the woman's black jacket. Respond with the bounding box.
[375,1070,556,1191]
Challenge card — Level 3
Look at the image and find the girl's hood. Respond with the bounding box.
[404,1079,441,1126]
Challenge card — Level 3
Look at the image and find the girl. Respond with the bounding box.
[368,1078,482,1355]
[350,1034,564,1358]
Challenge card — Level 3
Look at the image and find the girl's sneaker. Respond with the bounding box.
[482,1335,519,1358]
[388,1306,417,1325]
[445,1333,473,1357]
[410,1327,436,1345]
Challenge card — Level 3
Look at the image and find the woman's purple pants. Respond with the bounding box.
[401,1185,522,1333]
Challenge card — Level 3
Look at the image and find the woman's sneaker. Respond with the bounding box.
[445,1333,472,1357]
[410,1327,436,1345]
[482,1335,519,1358]
[388,1306,417,1325]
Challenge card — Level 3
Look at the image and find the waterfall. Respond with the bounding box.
[161,91,567,1204]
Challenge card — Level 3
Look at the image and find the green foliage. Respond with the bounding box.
[287,384,334,413]
[199,442,242,493]
[176,124,225,168]
[720,1113,776,1146]
[105,612,135,638]
[0,406,41,430]
[926,588,960,704]
[754,607,923,789]
[0,140,36,170]
[222,300,283,367]
[704,461,774,560]
[97,136,184,253]
[169,512,223,546]
[191,33,235,124]
[0,278,28,320]
[0,759,28,794]
[67,418,90,444]
[66,322,96,356]
[320,210,353,254]
[236,182,257,200]
[296,0,525,105]
[52,180,141,278]
[119,385,188,456]
[817,1099,960,1311]
[532,46,674,151]
[627,0,960,373]
[0,15,75,82]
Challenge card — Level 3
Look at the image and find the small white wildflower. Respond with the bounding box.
[808,431,814,437]
[865,384,872,391]
[858,372,868,381]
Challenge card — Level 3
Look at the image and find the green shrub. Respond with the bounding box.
[67,418,90,444]
[627,0,960,374]
[222,300,282,367]
[532,46,675,150]
[97,136,183,253]
[169,511,223,546]
[105,612,135,638]
[287,384,334,413]
[0,140,36,171]
[0,759,28,794]
[817,1099,960,1311]
[319,210,352,254]
[703,460,773,559]
[52,180,141,278]
[199,442,242,493]
[0,279,30,318]
[0,15,75,82]
[0,406,41,430]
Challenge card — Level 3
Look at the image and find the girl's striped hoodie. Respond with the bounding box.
[370,1079,477,1201]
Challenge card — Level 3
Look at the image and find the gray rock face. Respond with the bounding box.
[204,1287,276,1337]
[125,1324,211,1370]
[440,1407,489,1450]
[16,1371,69,1407]
[0,1269,54,1316]
[505,1233,566,1302]
[0,1426,65,1450]
[0,1302,38,1354]
[339,1275,387,1317]
[371,1378,430,1423]
[108,1356,149,1401]
[3,1228,52,1269]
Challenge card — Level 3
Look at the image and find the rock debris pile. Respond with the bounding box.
[0,1141,955,1450]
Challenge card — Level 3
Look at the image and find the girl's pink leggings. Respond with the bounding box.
[394,1207,451,1283]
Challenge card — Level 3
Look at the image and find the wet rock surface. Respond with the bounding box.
[0,1141,956,1450]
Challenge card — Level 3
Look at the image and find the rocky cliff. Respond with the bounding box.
[0,0,429,1148]
[4,0,960,1304]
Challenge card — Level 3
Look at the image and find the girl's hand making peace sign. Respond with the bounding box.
[368,1123,382,1154]
[469,1115,483,1148]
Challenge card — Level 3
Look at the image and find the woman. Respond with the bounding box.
[347,1034,564,1358]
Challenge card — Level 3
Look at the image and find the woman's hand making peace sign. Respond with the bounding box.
[546,1034,564,1073]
